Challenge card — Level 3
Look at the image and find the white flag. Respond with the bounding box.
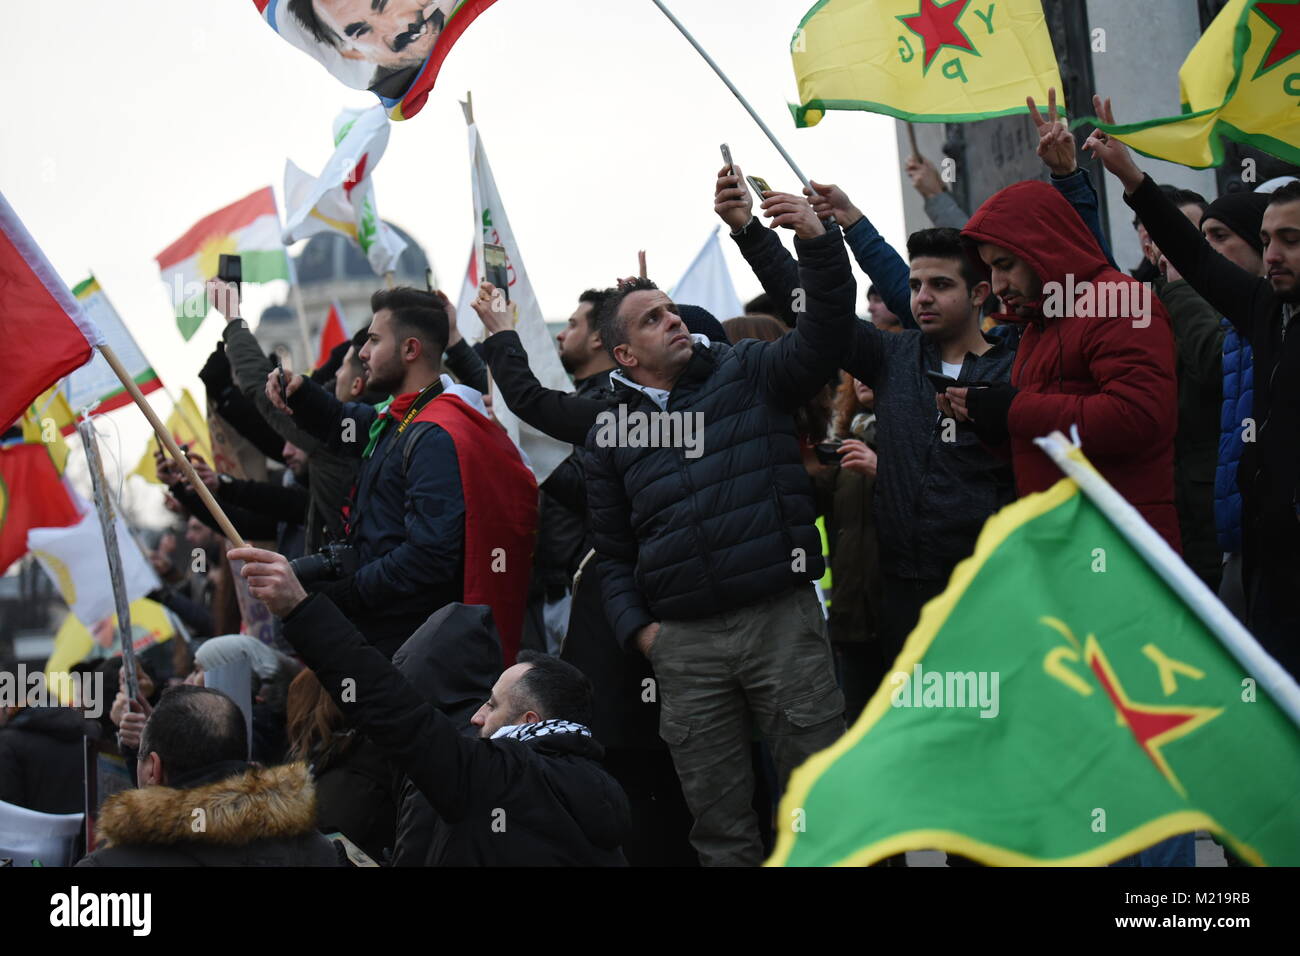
[456,120,574,484]
[671,227,744,322]
[28,512,160,629]
[283,105,407,276]
[65,276,163,415]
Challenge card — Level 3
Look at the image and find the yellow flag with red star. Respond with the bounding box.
[1086,0,1300,167]
[790,0,1063,127]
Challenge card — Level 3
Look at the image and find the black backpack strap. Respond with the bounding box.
[400,421,436,479]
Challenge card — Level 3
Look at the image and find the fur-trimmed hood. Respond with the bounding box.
[96,763,318,849]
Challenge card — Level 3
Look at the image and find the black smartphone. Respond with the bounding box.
[484,243,509,304]
[271,353,288,404]
[814,440,843,466]
[217,253,242,286]
[926,370,961,393]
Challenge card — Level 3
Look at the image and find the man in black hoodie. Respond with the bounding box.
[231,545,632,866]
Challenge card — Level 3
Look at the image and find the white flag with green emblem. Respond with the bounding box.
[283,105,408,277]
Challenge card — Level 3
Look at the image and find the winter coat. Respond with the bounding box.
[1216,320,1254,553]
[283,594,631,866]
[962,180,1180,550]
[311,735,398,863]
[730,219,1016,581]
[77,762,342,866]
[388,603,501,867]
[1157,277,1225,585]
[0,707,97,815]
[585,228,857,648]
[1126,174,1300,569]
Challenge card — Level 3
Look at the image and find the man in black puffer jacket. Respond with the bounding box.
[584,192,855,866]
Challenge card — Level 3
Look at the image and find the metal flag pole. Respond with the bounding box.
[649,0,811,188]
[77,416,140,707]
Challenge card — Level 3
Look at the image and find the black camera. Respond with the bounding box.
[290,543,359,586]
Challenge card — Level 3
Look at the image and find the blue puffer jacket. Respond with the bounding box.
[1215,318,1254,553]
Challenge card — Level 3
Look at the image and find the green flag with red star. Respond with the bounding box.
[768,435,1300,867]
[790,0,1063,127]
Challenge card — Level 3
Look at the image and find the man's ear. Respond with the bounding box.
[138,752,163,788]
[971,281,992,307]
[613,343,637,369]
[349,375,366,400]
[521,709,542,726]
[401,336,423,365]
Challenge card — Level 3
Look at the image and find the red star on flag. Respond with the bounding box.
[897,0,977,71]
[1085,641,1221,798]
[1255,0,1300,73]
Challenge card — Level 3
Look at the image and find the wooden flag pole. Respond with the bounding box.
[96,343,246,548]
[77,417,140,707]
[906,121,921,160]
[649,0,811,188]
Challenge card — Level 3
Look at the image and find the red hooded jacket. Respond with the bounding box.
[962,180,1181,551]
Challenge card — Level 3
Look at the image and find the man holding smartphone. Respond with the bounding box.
[717,165,1016,656]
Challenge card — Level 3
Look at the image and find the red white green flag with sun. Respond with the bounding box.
[155,187,289,341]
[790,0,1063,127]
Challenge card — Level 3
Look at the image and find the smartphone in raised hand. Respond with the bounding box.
[746,175,774,199]
[720,143,734,173]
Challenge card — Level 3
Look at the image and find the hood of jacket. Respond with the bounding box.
[525,731,630,851]
[95,762,318,849]
[963,180,1114,323]
[8,706,96,742]
[392,603,501,732]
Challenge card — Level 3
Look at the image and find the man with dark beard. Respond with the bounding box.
[267,287,537,661]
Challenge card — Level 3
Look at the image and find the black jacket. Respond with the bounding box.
[77,762,342,867]
[388,603,501,866]
[310,735,398,863]
[0,707,96,815]
[1126,175,1300,568]
[283,593,631,866]
[732,212,1016,581]
[585,227,856,648]
[287,379,466,656]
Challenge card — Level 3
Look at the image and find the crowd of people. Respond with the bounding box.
[2,89,1297,868]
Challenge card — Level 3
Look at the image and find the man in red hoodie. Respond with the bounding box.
[941,180,1181,550]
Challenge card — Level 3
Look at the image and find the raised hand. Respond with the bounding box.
[433,289,462,347]
[1083,94,1145,194]
[206,278,242,321]
[714,163,754,232]
[471,281,513,335]
[265,367,304,415]
[904,156,946,198]
[761,192,827,240]
[804,181,862,229]
[1027,88,1077,177]
[229,546,309,618]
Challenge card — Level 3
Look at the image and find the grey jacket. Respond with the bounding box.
[222,319,355,550]
[845,325,1016,581]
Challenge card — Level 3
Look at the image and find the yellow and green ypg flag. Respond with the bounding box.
[769,436,1300,866]
[1087,0,1300,167]
[790,0,1063,127]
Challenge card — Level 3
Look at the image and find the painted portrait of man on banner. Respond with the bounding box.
[257,0,499,118]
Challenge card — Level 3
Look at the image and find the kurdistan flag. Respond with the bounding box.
[770,435,1300,867]
[790,0,1063,127]
[156,187,289,341]
[66,277,162,415]
[1085,0,1300,167]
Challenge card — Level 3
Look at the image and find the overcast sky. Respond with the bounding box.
[1,0,905,516]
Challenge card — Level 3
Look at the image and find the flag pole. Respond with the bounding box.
[649,0,811,188]
[96,343,247,548]
[284,251,316,371]
[76,416,140,707]
[1035,431,1300,730]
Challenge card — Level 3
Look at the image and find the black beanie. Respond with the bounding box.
[1203,192,1271,254]
[677,304,728,343]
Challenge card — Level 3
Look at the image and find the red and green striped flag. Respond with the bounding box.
[769,434,1300,867]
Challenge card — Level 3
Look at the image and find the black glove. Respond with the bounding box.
[964,383,1018,445]
[198,342,233,397]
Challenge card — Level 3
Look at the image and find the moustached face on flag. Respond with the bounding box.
[253,0,500,120]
